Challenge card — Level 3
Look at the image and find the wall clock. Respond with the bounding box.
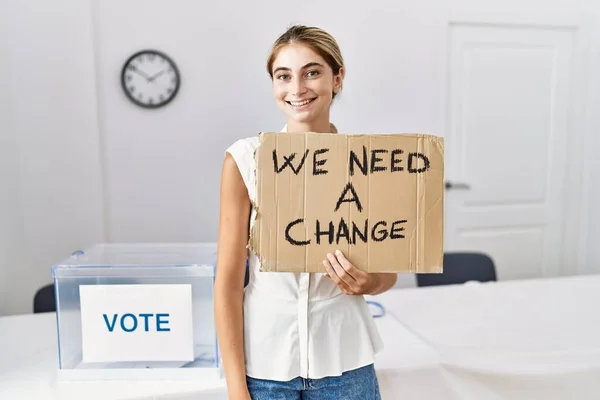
[121,49,180,109]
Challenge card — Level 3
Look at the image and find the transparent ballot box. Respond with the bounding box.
[51,243,219,381]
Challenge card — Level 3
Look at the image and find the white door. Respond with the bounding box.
[444,22,578,280]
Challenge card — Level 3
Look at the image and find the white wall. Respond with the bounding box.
[0,7,21,314]
[1,0,599,313]
[92,0,448,244]
[92,0,599,288]
[94,0,597,245]
[0,0,105,315]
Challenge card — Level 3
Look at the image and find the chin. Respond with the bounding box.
[289,108,324,123]
[289,113,314,123]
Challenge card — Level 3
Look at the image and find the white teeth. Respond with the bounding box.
[289,99,314,106]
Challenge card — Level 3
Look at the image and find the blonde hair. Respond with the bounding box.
[267,25,345,99]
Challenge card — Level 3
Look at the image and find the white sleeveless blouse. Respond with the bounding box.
[225,128,384,381]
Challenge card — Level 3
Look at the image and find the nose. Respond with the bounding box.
[291,78,307,97]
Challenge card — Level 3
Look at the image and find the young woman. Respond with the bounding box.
[214,25,398,400]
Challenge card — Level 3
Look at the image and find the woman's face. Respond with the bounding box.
[271,43,343,126]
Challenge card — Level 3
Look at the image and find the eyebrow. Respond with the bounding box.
[273,62,325,75]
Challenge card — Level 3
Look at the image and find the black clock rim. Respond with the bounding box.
[120,49,181,109]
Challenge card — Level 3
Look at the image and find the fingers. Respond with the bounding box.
[323,258,352,294]
[326,251,357,286]
[333,250,359,275]
[323,250,372,295]
[323,250,358,294]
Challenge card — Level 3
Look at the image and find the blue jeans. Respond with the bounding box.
[246,364,381,400]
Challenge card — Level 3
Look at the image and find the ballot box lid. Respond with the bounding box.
[51,243,217,278]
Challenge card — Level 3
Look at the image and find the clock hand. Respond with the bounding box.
[129,66,152,81]
[148,70,165,82]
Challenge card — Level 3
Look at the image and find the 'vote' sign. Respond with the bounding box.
[102,312,171,332]
[80,284,194,363]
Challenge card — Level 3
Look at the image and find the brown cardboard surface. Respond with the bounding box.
[249,132,444,273]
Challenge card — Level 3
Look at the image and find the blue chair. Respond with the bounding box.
[416,252,497,287]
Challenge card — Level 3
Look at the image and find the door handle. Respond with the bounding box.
[445,181,471,190]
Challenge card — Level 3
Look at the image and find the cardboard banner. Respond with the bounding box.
[249,132,444,273]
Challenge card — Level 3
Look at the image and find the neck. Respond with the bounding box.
[286,116,334,134]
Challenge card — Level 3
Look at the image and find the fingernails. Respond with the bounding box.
[335,249,342,256]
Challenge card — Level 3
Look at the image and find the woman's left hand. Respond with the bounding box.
[322,250,377,295]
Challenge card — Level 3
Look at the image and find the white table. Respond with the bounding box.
[2,274,599,399]
[0,311,227,400]
[369,274,600,400]
[0,301,435,399]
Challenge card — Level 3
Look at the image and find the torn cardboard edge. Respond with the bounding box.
[248,131,445,274]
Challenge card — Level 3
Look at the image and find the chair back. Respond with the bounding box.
[416,252,496,287]
[33,283,56,313]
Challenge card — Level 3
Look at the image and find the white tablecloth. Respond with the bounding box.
[369,274,600,400]
[0,311,228,400]
[0,301,436,399]
[2,274,599,399]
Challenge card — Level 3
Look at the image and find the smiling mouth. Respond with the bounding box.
[286,98,316,107]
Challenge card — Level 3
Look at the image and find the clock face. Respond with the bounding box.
[121,50,180,109]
